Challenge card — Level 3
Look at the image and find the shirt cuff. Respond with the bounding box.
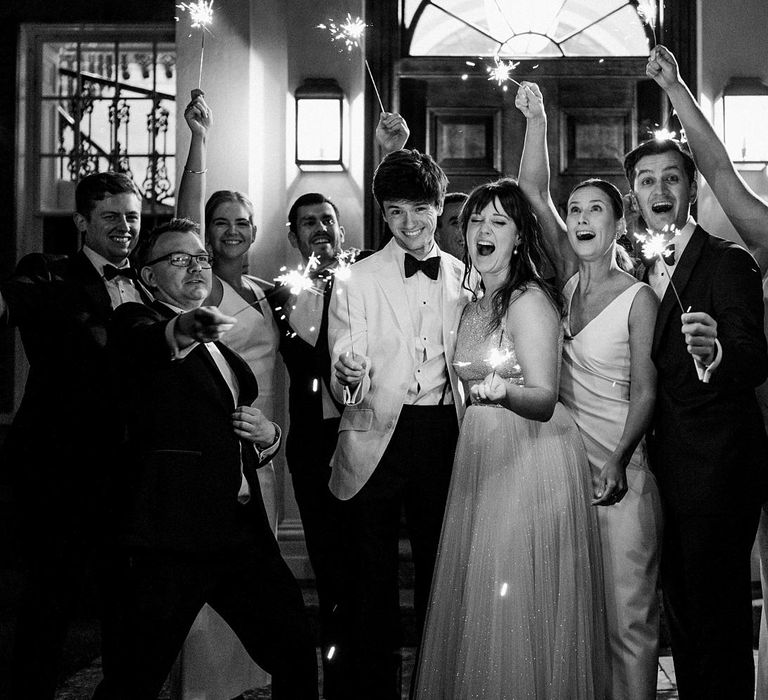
[166,316,198,360]
[695,338,722,384]
[254,422,282,463]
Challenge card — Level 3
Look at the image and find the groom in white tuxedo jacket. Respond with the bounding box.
[329,149,471,700]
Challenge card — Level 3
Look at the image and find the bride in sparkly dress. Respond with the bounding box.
[414,178,605,699]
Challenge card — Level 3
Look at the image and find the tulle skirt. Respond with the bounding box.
[414,403,606,699]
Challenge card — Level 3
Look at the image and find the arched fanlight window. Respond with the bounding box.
[403,0,657,57]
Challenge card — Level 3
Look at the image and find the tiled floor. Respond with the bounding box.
[55,649,755,699]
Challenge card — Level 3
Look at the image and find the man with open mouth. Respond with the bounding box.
[625,135,768,700]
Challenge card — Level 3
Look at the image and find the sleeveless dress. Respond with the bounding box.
[414,299,606,699]
[171,275,281,699]
[559,273,662,700]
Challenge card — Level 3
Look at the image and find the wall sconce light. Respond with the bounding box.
[722,77,768,166]
[295,78,345,172]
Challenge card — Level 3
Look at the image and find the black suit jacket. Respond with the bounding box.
[270,253,373,472]
[110,301,275,552]
[0,251,150,521]
[271,277,343,472]
[649,226,768,515]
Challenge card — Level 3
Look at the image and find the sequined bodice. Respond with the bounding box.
[453,302,525,390]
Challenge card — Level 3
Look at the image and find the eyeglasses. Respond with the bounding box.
[144,252,214,268]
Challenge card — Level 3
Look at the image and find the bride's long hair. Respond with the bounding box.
[460,177,563,334]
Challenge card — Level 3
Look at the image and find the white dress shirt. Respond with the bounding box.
[390,242,453,406]
[82,245,142,309]
[647,217,722,382]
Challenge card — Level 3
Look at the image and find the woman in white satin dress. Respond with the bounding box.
[170,96,281,700]
[517,82,663,700]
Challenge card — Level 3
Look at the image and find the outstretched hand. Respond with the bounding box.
[177,305,237,344]
[514,81,544,121]
[646,45,682,91]
[184,93,212,137]
[376,112,410,154]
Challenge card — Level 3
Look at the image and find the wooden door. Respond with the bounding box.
[395,57,658,218]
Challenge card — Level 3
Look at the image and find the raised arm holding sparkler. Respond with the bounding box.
[515,79,665,697]
[647,45,768,270]
[622,89,768,700]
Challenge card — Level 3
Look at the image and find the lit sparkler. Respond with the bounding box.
[486,328,511,384]
[635,225,686,313]
[637,0,658,49]
[274,254,321,296]
[653,127,678,141]
[332,250,357,355]
[318,15,386,112]
[487,56,522,90]
[176,1,215,92]
[230,255,321,317]
[317,13,366,52]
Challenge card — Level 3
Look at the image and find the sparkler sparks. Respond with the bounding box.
[487,346,513,370]
[230,256,320,318]
[331,249,357,284]
[635,225,687,313]
[176,0,214,30]
[331,250,358,355]
[176,0,214,91]
[653,127,678,141]
[274,254,321,296]
[485,328,511,386]
[487,56,522,90]
[637,0,658,48]
[317,13,367,52]
[317,15,386,112]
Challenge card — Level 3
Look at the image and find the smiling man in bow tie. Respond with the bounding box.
[328,148,472,699]
[0,171,153,699]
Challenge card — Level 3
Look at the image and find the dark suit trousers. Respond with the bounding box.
[8,449,121,700]
[10,534,107,699]
[289,417,350,699]
[662,506,760,700]
[340,404,459,700]
[92,541,318,700]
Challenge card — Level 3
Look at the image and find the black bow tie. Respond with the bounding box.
[641,243,675,268]
[103,264,138,282]
[404,254,440,280]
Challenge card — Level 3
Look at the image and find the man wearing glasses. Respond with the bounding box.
[93,218,318,699]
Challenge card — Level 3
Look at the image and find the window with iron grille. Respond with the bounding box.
[19,24,176,255]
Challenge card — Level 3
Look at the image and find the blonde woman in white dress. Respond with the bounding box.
[170,94,281,700]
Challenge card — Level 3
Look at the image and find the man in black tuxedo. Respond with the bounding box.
[625,137,768,699]
[271,192,362,698]
[0,172,147,699]
[94,218,317,699]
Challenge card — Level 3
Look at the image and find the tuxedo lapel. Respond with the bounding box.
[375,241,415,341]
[651,226,706,358]
[73,250,112,315]
[217,341,259,407]
[149,300,245,409]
